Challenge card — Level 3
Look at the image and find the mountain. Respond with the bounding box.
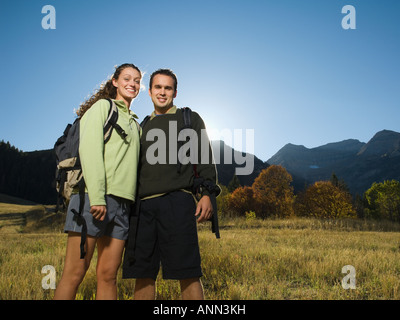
[1,130,399,204]
[267,130,400,195]
[357,130,400,157]
[0,140,268,205]
[211,140,269,186]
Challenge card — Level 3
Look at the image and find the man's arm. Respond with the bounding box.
[191,111,221,238]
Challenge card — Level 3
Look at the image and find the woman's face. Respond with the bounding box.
[113,67,141,104]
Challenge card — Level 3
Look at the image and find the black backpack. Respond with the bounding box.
[54,98,133,258]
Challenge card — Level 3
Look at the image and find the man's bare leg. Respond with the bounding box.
[134,278,156,300]
[180,278,204,300]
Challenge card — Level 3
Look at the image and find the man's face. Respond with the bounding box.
[149,74,177,113]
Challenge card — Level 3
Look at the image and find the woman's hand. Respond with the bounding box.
[90,205,107,221]
[195,195,213,223]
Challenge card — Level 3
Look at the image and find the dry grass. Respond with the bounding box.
[0,202,399,300]
[198,219,400,300]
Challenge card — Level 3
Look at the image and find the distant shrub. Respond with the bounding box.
[245,210,256,220]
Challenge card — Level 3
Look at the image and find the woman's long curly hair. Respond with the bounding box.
[76,63,141,118]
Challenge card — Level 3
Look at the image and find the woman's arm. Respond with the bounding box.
[79,99,109,208]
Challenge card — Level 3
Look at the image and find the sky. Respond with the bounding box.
[0,0,399,162]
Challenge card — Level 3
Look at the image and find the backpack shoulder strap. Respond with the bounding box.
[103,99,118,143]
[181,107,192,129]
[176,107,192,174]
[103,99,127,143]
[140,115,151,128]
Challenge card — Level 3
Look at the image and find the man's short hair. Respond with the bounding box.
[149,69,178,93]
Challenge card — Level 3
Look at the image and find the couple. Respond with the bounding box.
[53,64,219,300]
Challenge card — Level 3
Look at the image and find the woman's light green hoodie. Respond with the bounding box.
[79,99,140,206]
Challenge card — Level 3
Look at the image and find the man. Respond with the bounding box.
[122,69,219,300]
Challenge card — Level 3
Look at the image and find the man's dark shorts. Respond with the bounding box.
[123,191,202,280]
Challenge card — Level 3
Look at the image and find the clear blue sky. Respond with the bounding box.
[0,0,399,161]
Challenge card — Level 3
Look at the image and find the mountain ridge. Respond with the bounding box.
[0,139,269,204]
[1,129,399,204]
[357,130,400,157]
[267,129,400,195]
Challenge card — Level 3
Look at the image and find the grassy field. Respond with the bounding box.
[0,202,399,300]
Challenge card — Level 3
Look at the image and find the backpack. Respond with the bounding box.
[141,107,221,238]
[54,98,134,258]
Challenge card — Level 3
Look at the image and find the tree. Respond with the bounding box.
[364,180,400,222]
[296,181,355,218]
[252,165,294,218]
[330,172,349,192]
[216,184,231,217]
[227,174,241,192]
[228,186,254,217]
[354,193,366,219]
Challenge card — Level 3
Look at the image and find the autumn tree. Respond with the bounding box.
[364,180,400,222]
[295,181,355,218]
[251,165,294,218]
[228,186,254,217]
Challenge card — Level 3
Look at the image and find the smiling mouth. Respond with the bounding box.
[126,88,136,93]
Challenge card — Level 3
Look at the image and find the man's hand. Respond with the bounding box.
[90,205,107,221]
[195,195,213,223]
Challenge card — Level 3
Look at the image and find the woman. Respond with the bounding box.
[54,63,142,300]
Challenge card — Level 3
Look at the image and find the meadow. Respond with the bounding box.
[0,202,399,300]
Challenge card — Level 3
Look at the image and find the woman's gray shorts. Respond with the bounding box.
[64,193,131,240]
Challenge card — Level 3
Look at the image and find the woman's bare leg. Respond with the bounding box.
[53,232,97,300]
[95,236,126,300]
